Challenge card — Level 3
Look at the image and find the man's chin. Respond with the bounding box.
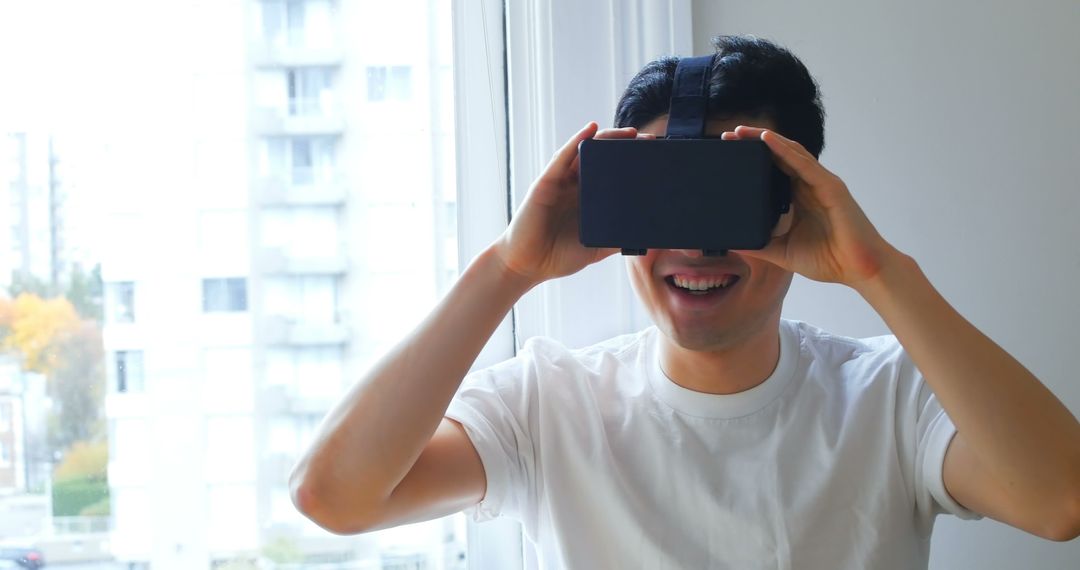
[661,324,744,353]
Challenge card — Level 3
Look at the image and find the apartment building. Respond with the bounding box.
[102,1,461,568]
[2,131,62,292]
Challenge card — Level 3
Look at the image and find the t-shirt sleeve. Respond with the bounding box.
[444,355,538,523]
[904,352,984,521]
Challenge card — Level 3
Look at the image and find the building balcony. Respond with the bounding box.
[256,247,347,275]
[250,41,344,69]
[261,385,334,416]
[254,172,348,207]
[252,100,345,136]
[262,451,298,482]
[258,316,349,346]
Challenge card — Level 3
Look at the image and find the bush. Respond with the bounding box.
[52,478,110,517]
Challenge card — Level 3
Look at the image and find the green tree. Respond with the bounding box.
[65,264,103,321]
[52,439,110,516]
[7,271,53,298]
[47,322,106,448]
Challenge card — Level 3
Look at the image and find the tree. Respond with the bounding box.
[47,322,106,448]
[0,292,108,505]
[7,271,52,298]
[0,293,80,373]
[65,264,103,321]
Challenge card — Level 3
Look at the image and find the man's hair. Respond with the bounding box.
[614,35,826,158]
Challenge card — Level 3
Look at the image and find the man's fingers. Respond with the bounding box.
[594,127,639,140]
[551,122,599,171]
[756,130,833,187]
[732,233,790,269]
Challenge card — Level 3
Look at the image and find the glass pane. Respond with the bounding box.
[0,1,463,568]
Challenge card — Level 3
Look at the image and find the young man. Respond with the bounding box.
[290,36,1080,568]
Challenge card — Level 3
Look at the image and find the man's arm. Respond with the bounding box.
[289,122,627,534]
[858,251,1080,540]
[723,125,1080,541]
[289,248,530,533]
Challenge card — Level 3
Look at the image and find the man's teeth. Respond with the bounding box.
[672,275,737,291]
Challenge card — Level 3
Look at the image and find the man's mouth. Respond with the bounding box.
[665,273,741,296]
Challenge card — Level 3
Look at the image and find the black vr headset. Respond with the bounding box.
[578,54,792,256]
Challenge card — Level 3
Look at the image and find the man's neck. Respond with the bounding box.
[658,318,783,395]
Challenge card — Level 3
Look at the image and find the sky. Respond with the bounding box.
[0,0,213,272]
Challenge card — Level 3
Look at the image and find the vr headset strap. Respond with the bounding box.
[666,54,715,139]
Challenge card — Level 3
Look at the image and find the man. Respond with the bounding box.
[290,36,1080,568]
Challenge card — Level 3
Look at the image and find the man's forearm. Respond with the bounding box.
[855,251,1080,511]
[290,245,534,524]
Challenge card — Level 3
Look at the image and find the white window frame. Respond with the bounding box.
[469,0,693,568]
[506,0,692,352]
[450,0,520,567]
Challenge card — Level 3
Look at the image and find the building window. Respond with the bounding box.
[260,137,337,186]
[111,351,146,394]
[105,281,135,323]
[287,67,335,116]
[366,66,412,101]
[261,0,306,47]
[0,401,12,430]
[0,440,10,466]
[202,278,248,312]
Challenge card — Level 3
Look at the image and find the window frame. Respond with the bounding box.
[201,277,249,313]
[450,0,521,567]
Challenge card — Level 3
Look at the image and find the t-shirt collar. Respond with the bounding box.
[646,319,800,419]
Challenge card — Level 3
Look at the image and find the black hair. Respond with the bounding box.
[613,35,826,158]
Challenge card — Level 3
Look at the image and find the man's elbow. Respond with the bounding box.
[289,467,380,535]
[1039,488,1080,542]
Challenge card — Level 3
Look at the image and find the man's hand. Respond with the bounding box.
[492,123,647,286]
[724,127,1080,540]
[721,125,901,289]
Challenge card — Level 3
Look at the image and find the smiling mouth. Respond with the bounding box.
[665,274,741,295]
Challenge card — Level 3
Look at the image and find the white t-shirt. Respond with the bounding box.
[445,319,981,569]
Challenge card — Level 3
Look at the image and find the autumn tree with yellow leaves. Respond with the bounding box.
[1,288,108,513]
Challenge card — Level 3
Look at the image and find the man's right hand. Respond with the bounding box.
[291,122,649,535]
[492,123,649,286]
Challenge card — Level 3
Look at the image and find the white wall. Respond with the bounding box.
[692,0,1080,567]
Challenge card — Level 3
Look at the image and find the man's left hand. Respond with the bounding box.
[722,125,902,289]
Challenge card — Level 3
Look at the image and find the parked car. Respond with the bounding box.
[0,548,44,570]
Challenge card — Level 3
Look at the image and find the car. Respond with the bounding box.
[0,548,45,570]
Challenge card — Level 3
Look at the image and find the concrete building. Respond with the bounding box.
[101,1,462,568]
[1,131,63,293]
[0,355,48,497]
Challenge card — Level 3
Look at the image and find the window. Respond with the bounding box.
[266,347,343,398]
[198,210,249,268]
[260,207,339,257]
[287,67,335,116]
[0,440,10,466]
[105,281,135,323]
[261,0,305,48]
[254,67,337,118]
[366,65,413,101]
[259,136,337,186]
[202,278,248,312]
[110,350,146,394]
[201,348,254,414]
[2,0,511,567]
[264,277,338,323]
